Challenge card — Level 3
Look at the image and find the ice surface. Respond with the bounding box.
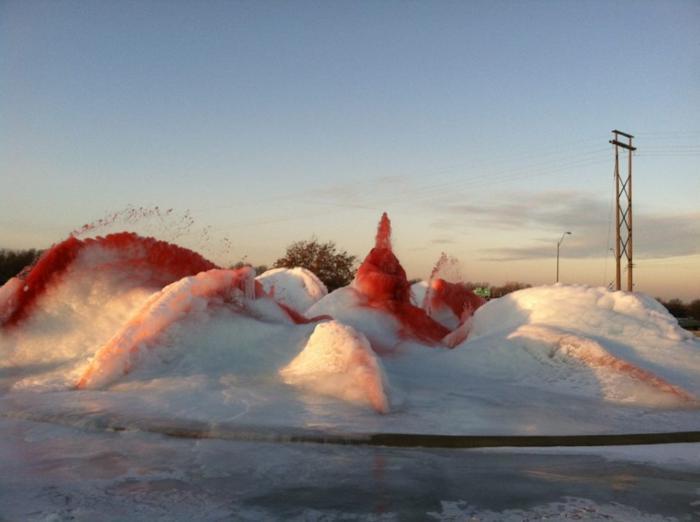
[427,497,683,521]
[1,417,698,521]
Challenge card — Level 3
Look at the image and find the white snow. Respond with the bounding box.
[76,267,292,390]
[306,286,404,352]
[257,267,328,313]
[0,276,24,323]
[469,283,692,343]
[409,280,428,307]
[2,264,700,520]
[464,284,700,406]
[1,264,699,436]
[280,321,390,413]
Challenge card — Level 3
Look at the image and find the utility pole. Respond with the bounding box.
[610,130,636,292]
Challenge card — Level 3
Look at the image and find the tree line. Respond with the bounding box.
[0,248,43,285]
[656,298,700,321]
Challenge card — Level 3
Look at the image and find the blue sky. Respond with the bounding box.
[1,0,698,299]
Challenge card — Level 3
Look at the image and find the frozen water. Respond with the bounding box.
[1,224,699,519]
[1,417,698,521]
[281,321,390,413]
[1,234,698,435]
[257,267,328,313]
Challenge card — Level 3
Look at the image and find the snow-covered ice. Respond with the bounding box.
[280,321,390,413]
[257,266,328,313]
[1,225,698,434]
[1,218,699,519]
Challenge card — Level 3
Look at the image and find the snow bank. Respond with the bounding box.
[0,277,24,324]
[257,267,327,313]
[280,321,389,413]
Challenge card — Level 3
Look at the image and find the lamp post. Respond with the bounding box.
[556,231,572,283]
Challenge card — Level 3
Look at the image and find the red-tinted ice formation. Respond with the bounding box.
[428,278,485,322]
[76,268,255,388]
[354,213,453,345]
[76,266,328,389]
[423,252,484,323]
[0,233,217,328]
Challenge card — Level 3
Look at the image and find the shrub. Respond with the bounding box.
[273,239,356,291]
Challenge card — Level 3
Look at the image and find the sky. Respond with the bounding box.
[1,0,698,300]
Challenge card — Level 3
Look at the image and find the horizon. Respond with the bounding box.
[1,1,698,300]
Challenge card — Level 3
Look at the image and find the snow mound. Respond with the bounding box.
[470,284,691,342]
[464,284,700,406]
[0,233,216,328]
[508,324,695,406]
[76,268,291,389]
[0,256,161,389]
[306,287,404,352]
[2,217,699,434]
[280,321,390,413]
[257,267,328,313]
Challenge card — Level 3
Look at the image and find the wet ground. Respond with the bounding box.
[1,418,698,521]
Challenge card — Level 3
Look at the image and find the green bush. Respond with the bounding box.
[273,239,356,292]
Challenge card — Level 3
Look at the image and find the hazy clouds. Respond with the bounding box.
[434,191,699,261]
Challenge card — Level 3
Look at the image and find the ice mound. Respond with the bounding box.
[465,284,700,406]
[410,281,428,307]
[280,321,390,413]
[310,213,465,348]
[508,324,695,406]
[76,268,292,389]
[1,214,699,434]
[423,278,485,330]
[310,216,483,349]
[0,232,217,328]
[470,284,692,343]
[420,253,484,330]
[257,267,328,313]
[307,287,403,352]
[0,233,221,389]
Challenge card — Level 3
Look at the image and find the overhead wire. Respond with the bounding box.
[204,133,697,233]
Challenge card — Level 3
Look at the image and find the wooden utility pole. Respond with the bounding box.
[610,130,636,292]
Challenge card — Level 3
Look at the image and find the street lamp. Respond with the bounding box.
[556,231,572,283]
